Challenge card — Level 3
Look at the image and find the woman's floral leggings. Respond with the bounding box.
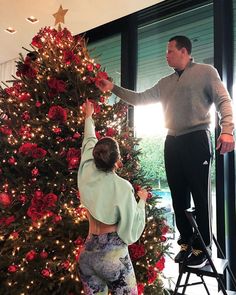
[77,232,138,295]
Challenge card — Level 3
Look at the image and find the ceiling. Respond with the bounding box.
[0,0,163,65]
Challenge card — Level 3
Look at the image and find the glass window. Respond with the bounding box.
[233,0,236,106]
[88,34,121,104]
[135,4,214,285]
[136,2,215,288]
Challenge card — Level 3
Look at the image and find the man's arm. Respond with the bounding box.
[96,79,160,106]
[208,67,235,154]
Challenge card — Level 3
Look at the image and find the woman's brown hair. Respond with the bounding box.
[93,137,120,172]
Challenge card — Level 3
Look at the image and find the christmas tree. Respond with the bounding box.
[0,11,171,295]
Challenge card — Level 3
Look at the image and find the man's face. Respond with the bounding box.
[166,40,184,69]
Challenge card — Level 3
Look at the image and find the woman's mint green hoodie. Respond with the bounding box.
[77,117,146,245]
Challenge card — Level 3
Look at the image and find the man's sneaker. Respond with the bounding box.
[186,249,208,268]
[174,244,191,263]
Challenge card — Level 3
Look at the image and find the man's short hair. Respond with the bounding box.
[169,35,192,54]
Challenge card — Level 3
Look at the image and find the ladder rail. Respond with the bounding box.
[173,208,235,295]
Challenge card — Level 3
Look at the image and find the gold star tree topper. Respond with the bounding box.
[53,5,68,26]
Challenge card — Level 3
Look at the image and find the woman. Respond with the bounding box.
[77,99,148,294]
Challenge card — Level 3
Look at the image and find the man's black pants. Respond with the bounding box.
[164,130,213,250]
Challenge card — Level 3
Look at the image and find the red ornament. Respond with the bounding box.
[8,157,16,165]
[10,231,19,240]
[52,127,62,134]
[41,268,52,278]
[68,157,79,169]
[26,250,37,261]
[31,168,39,177]
[53,215,62,223]
[86,64,94,71]
[74,236,84,246]
[40,250,48,259]
[0,192,11,206]
[160,235,167,242]
[61,260,70,270]
[8,265,18,273]
[18,194,27,203]
[73,132,81,139]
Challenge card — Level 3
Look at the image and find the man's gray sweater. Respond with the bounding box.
[112,60,234,136]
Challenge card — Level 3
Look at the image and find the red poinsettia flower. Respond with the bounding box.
[0,192,12,206]
[27,191,58,221]
[63,50,81,65]
[106,127,117,137]
[18,92,31,102]
[95,131,102,139]
[21,111,30,121]
[137,283,145,295]
[0,125,12,135]
[94,71,109,87]
[48,78,66,93]
[31,147,47,159]
[147,265,158,284]
[155,256,165,272]
[48,105,67,123]
[16,63,37,79]
[31,35,43,48]
[18,142,38,156]
[66,148,81,169]
[0,216,15,227]
[128,243,146,260]
[5,216,15,226]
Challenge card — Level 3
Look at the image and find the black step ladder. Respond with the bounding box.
[173,208,236,295]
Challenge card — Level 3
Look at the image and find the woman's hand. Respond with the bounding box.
[137,189,148,202]
[85,99,94,118]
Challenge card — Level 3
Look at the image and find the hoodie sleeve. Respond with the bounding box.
[117,182,146,245]
[80,117,97,165]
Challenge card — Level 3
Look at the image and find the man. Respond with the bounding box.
[96,35,235,268]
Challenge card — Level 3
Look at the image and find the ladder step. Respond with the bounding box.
[182,258,228,277]
[218,291,236,295]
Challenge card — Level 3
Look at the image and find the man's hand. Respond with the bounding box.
[85,99,94,118]
[216,133,235,154]
[96,79,114,92]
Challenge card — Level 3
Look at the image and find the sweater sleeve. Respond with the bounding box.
[112,83,160,106]
[117,183,146,245]
[80,117,97,168]
[207,66,235,135]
